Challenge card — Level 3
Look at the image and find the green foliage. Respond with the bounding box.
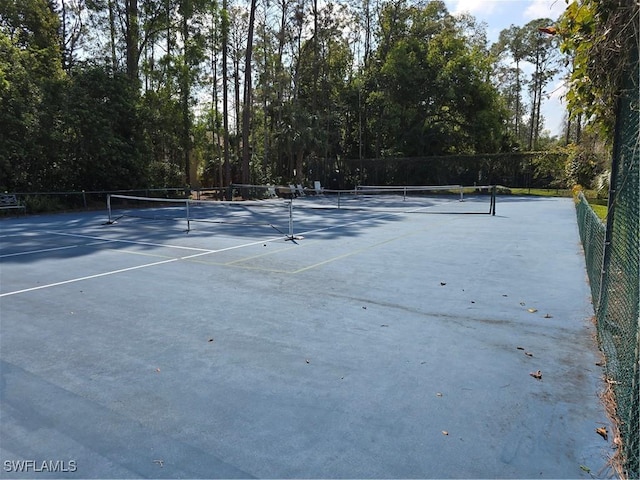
[60,66,146,190]
[531,148,569,188]
[559,0,639,139]
[562,143,606,188]
[365,0,506,158]
[0,0,66,191]
[492,19,560,150]
[23,194,65,213]
[1,0,581,197]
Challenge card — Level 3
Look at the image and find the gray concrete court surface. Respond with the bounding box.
[0,195,614,478]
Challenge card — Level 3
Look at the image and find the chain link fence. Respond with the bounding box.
[575,54,639,478]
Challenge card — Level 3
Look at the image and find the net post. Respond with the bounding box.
[459,186,464,202]
[288,200,293,239]
[491,186,496,215]
[186,199,191,231]
[107,194,112,223]
[403,186,407,201]
[338,191,341,209]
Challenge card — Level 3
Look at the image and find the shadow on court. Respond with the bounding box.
[0,196,613,478]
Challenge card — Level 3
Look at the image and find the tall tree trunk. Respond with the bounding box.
[533,72,543,148]
[222,0,231,189]
[241,0,257,185]
[234,53,241,139]
[181,4,191,184]
[528,48,539,151]
[275,0,289,179]
[126,0,139,81]
[108,0,117,70]
[261,6,269,172]
[210,9,221,185]
[515,60,520,140]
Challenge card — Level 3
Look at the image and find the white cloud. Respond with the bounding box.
[524,0,567,21]
[446,0,498,16]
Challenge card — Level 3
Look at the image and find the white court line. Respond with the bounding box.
[0,249,215,298]
[46,231,215,253]
[0,258,180,297]
[0,241,107,259]
[0,235,283,297]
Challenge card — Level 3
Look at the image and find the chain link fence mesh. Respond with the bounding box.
[576,52,639,478]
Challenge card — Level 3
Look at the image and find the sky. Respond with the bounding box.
[444,0,569,138]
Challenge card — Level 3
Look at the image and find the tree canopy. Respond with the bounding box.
[0,0,574,193]
[558,0,639,139]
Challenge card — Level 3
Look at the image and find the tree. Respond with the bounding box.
[493,25,527,146]
[0,0,64,190]
[60,66,146,190]
[522,18,558,150]
[241,0,257,185]
[363,0,505,157]
[558,0,639,140]
[59,0,86,71]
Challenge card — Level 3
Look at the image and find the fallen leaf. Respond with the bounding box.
[528,308,538,313]
[436,392,443,397]
[305,359,310,364]
[440,282,447,286]
[442,430,449,435]
[530,370,542,380]
[580,465,591,473]
[362,306,367,309]
[153,460,164,468]
[520,302,526,306]
[380,324,389,327]
[525,352,534,357]
[208,338,214,342]
[595,361,605,367]
[544,313,553,318]
[517,346,525,350]
[596,427,608,440]
[155,368,161,373]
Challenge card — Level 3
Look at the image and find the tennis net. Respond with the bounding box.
[106,194,295,236]
[291,185,497,214]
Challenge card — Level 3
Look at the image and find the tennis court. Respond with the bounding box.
[0,194,612,478]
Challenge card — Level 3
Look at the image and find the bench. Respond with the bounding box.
[0,194,26,215]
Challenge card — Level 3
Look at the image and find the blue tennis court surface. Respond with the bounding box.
[0,196,612,478]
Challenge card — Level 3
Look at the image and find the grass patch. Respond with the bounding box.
[509,188,573,197]
[590,203,608,221]
[508,186,609,220]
